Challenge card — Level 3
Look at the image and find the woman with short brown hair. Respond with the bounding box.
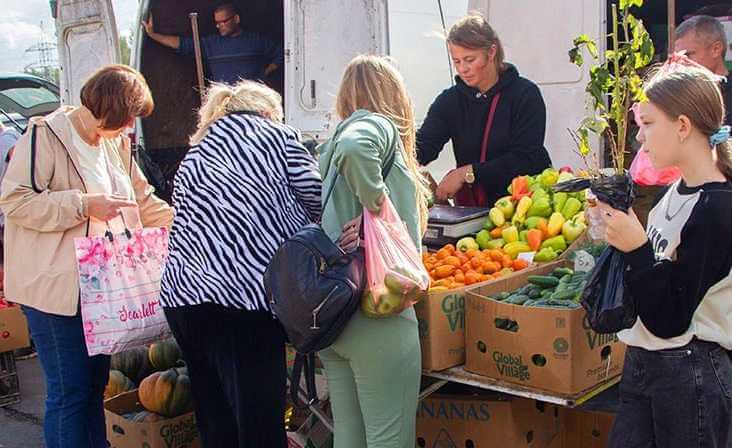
[0,64,172,448]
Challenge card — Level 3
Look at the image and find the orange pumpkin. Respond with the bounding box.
[139,367,193,418]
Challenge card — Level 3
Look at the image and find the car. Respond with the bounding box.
[0,73,60,134]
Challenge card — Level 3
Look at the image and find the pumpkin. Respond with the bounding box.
[138,367,193,417]
[110,347,153,384]
[148,339,182,371]
[130,410,164,423]
[104,370,135,399]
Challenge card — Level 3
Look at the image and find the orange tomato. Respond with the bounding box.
[444,244,456,254]
[512,259,529,271]
[502,255,513,269]
[454,272,465,283]
[482,261,498,274]
[444,256,461,267]
[470,257,483,269]
[461,262,472,273]
[434,265,456,279]
[464,272,482,285]
[435,248,451,260]
[465,249,481,259]
[488,250,504,262]
[457,252,469,264]
[480,274,492,282]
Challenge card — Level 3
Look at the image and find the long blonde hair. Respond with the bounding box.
[190,80,283,145]
[335,55,430,232]
[645,65,732,179]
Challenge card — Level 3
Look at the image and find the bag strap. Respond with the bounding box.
[30,125,42,194]
[290,352,319,409]
[478,93,501,163]
[320,122,398,217]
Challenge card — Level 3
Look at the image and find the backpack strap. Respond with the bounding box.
[290,352,319,409]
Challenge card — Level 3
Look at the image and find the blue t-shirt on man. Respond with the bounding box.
[178,32,283,84]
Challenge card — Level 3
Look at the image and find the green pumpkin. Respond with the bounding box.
[104,370,135,399]
[110,347,153,384]
[148,339,182,371]
[138,367,193,418]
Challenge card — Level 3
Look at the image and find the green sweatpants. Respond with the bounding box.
[319,307,421,448]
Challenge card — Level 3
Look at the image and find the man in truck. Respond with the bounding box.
[675,15,732,125]
[142,3,283,85]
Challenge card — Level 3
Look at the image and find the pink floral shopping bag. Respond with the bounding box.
[74,227,171,356]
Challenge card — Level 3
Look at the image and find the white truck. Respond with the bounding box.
[54,0,603,192]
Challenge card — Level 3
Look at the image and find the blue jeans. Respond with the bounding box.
[22,306,110,448]
[609,339,731,447]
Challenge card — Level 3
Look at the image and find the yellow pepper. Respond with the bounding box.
[512,196,533,226]
[547,212,566,237]
[501,225,519,244]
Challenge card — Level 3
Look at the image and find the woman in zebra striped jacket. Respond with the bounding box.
[159,80,321,447]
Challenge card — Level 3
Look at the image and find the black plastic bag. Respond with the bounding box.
[553,172,637,333]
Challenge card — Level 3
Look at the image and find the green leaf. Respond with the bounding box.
[569,47,583,66]
[619,0,643,10]
[581,117,609,134]
[573,34,599,58]
[629,74,647,102]
[577,128,592,156]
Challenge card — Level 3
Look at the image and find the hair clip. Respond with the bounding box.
[709,125,731,147]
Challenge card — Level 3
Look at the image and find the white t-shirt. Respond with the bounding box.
[70,124,113,195]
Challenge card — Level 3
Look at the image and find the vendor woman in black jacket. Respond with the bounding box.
[417,15,552,207]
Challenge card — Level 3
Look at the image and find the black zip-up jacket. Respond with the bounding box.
[417,64,552,206]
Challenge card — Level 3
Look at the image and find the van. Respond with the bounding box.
[55,0,690,200]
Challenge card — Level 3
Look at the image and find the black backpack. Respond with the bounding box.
[264,131,396,406]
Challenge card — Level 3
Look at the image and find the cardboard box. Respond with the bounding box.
[416,286,468,371]
[548,409,615,448]
[465,261,625,395]
[105,390,200,448]
[416,393,561,447]
[417,267,540,372]
[0,305,30,353]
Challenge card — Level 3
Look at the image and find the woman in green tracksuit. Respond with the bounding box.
[317,55,430,448]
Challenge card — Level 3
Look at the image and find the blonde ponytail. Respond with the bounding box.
[190,80,283,145]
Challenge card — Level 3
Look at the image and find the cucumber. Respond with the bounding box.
[527,275,560,288]
[552,267,574,278]
[559,274,572,284]
[505,294,530,305]
[550,288,580,301]
[528,287,542,299]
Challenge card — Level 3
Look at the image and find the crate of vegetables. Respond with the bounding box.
[416,243,532,372]
[464,261,626,395]
[0,299,30,353]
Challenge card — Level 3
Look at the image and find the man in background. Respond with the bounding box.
[143,3,283,84]
[675,15,732,125]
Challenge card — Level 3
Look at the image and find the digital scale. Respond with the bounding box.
[423,205,490,249]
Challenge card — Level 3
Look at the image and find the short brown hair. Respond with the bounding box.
[448,15,505,71]
[80,65,154,130]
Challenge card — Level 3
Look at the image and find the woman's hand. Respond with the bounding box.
[598,202,648,253]
[436,166,470,201]
[85,194,137,221]
[337,215,362,253]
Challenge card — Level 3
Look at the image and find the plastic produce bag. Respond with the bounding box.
[361,196,430,318]
[553,172,637,333]
[629,148,681,186]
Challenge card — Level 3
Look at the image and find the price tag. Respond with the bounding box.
[518,252,536,264]
[574,250,596,273]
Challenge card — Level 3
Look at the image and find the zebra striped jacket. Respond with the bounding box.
[160,112,322,311]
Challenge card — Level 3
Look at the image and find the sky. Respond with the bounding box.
[0,0,137,74]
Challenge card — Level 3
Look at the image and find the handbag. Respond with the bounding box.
[264,124,396,406]
[454,92,501,207]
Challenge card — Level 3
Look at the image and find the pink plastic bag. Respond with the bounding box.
[629,149,681,186]
[629,102,681,186]
[361,197,430,318]
[74,227,171,355]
